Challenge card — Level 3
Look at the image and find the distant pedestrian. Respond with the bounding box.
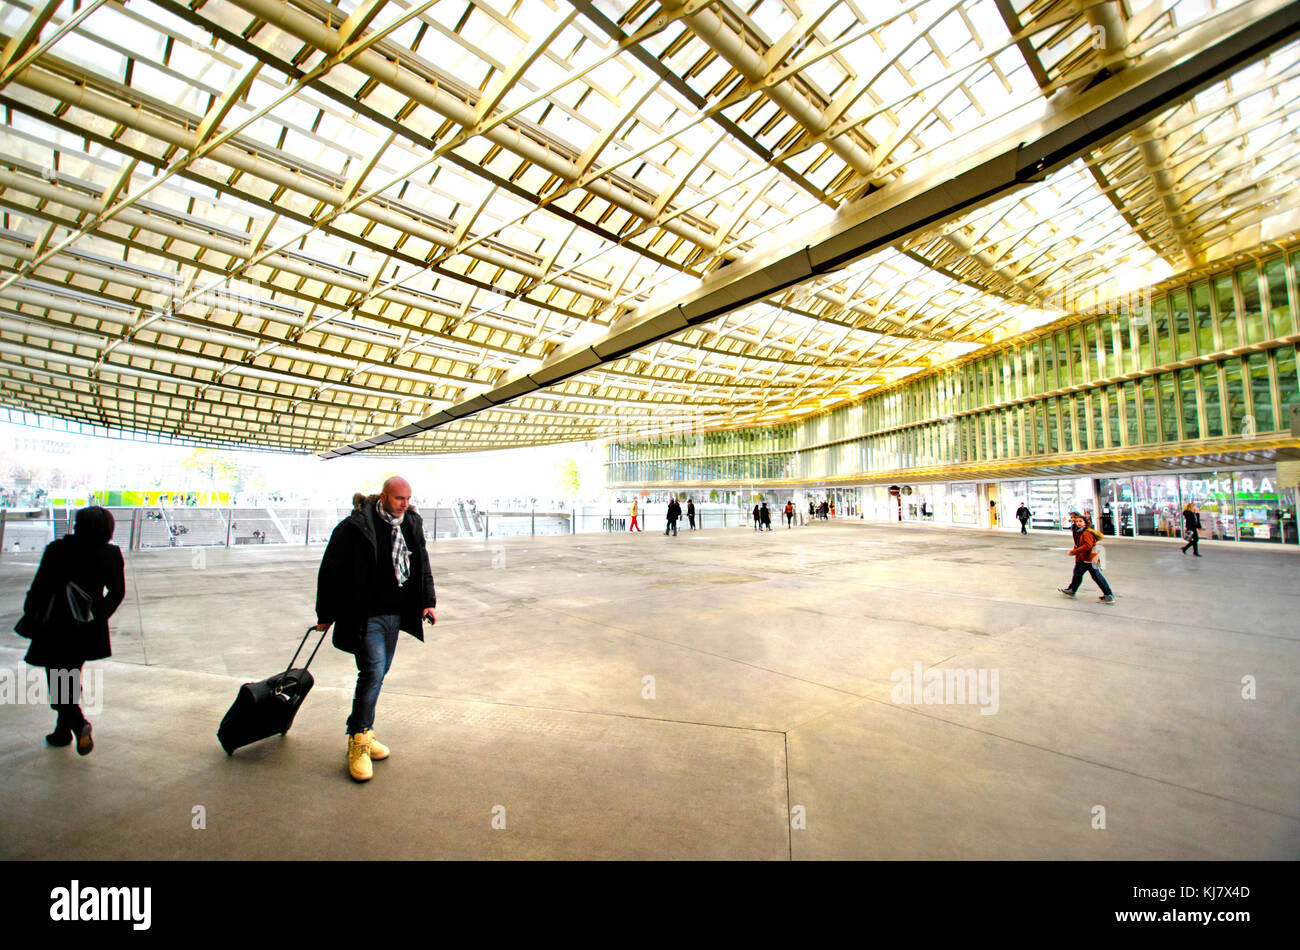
[759,502,772,531]
[1059,511,1114,604]
[830,502,836,519]
[809,500,815,521]
[686,498,696,530]
[664,498,680,536]
[1181,503,1202,557]
[1016,503,1031,534]
[629,499,641,532]
[784,501,794,528]
[752,504,760,531]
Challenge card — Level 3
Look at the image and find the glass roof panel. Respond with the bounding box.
[0,0,1294,454]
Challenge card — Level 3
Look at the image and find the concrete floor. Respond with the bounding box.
[0,520,1296,860]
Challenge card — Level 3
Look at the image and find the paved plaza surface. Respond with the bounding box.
[1,520,1296,860]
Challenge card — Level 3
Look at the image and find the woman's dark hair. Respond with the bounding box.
[73,505,115,544]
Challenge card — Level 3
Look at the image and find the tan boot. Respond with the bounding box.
[364,729,389,761]
[347,732,373,782]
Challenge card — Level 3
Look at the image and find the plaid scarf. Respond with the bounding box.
[375,499,410,587]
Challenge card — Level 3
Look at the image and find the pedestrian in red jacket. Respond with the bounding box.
[1059,511,1114,604]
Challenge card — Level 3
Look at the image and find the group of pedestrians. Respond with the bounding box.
[16,477,437,784]
[808,500,834,520]
[17,482,1214,770]
[662,497,697,536]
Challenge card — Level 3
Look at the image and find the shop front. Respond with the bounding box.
[1099,469,1298,544]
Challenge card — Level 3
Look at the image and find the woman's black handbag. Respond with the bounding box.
[14,580,94,639]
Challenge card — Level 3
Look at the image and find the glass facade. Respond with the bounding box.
[1098,470,1299,544]
[609,254,1300,488]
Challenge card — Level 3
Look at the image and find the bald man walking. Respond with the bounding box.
[315,477,437,782]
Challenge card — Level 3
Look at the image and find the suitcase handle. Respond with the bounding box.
[283,625,328,677]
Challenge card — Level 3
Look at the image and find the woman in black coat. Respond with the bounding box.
[21,506,126,753]
[1181,504,1203,557]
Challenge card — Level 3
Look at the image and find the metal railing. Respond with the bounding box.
[0,502,799,554]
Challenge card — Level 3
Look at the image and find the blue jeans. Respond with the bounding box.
[347,614,400,735]
[1067,561,1113,597]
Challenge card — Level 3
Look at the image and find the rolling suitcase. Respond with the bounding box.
[218,626,327,755]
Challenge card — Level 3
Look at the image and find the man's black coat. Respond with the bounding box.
[315,506,436,655]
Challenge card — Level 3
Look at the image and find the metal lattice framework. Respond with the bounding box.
[0,0,1297,455]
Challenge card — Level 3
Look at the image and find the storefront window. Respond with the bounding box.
[1233,470,1298,544]
[913,484,946,522]
[1061,477,1097,528]
[951,483,978,524]
[999,481,1027,530]
[1027,479,1062,531]
[1178,472,1236,541]
[1133,475,1181,538]
[1099,477,1134,537]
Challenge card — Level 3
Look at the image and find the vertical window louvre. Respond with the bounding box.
[1224,359,1246,434]
[1140,379,1157,443]
[1119,314,1134,375]
[1246,352,1275,432]
[1159,373,1179,441]
[1172,290,1193,360]
[1152,294,1172,365]
[1192,283,1214,354]
[1238,266,1265,344]
[1200,364,1223,438]
[1125,382,1139,446]
[1215,274,1240,350]
[1107,385,1121,447]
[1265,256,1293,338]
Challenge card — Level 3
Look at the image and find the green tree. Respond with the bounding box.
[554,458,580,497]
[181,449,239,489]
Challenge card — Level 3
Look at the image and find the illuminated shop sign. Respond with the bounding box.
[1184,477,1275,496]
